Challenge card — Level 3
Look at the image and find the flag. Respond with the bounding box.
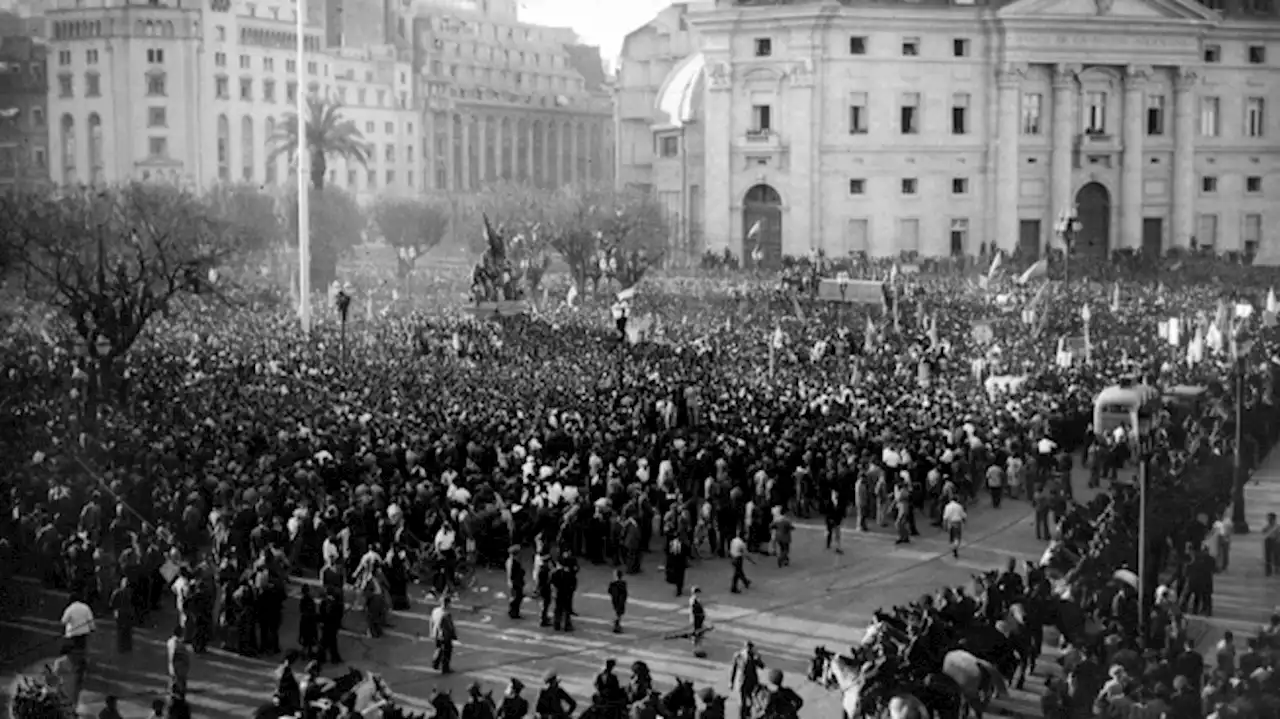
[566,284,578,307]
[747,220,761,240]
[987,252,1003,279]
[926,315,939,348]
[864,316,875,353]
[790,293,805,321]
[365,293,373,321]
[0,107,19,119]
[1110,283,1120,312]
[1016,260,1048,285]
[1268,288,1277,314]
[1168,317,1181,346]
[771,325,785,349]
[616,286,637,303]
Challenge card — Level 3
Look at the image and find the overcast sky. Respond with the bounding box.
[518,0,673,63]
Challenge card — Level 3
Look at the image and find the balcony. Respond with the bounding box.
[1077,131,1116,147]
[742,128,782,147]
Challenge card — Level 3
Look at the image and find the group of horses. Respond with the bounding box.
[254,669,422,719]
[808,562,1105,719]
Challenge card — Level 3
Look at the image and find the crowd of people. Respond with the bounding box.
[3,246,1280,718]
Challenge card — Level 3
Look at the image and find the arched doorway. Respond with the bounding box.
[1074,182,1111,258]
[743,184,782,269]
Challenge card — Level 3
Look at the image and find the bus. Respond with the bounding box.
[1093,384,1161,440]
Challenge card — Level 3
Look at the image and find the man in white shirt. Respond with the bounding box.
[942,499,967,559]
[61,593,95,651]
[728,534,752,593]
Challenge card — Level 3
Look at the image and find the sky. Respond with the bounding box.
[518,0,674,65]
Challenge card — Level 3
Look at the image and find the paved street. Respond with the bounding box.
[1,490,1063,719]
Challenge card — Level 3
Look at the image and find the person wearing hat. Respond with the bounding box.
[429,596,458,674]
[551,558,575,632]
[689,587,708,658]
[497,678,528,719]
[534,550,554,628]
[593,659,624,716]
[607,569,628,633]
[462,682,496,719]
[506,545,525,620]
[535,671,576,719]
[695,687,726,719]
[729,640,763,719]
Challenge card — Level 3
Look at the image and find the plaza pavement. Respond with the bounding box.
[0,480,1079,719]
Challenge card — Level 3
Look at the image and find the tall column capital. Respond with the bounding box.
[1053,63,1081,89]
[997,61,1028,87]
[1174,67,1200,92]
[1124,64,1154,87]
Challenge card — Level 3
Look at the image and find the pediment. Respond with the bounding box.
[999,0,1219,21]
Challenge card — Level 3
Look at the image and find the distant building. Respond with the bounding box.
[44,0,419,201]
[615,1,708,264]
[622,0,1280,266]
[410,0,614,192]
[0,25,49,186]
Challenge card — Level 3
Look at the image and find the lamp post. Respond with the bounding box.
[1081,304,1092,365]
[295,0,311,334]
[334,288,351,361]
[1055,205,1082,285]
[838,275,850,326]
[1233,337,1255,533]
[1137,450,1149,644]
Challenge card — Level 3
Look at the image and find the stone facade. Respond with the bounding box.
[682,0,1280,262]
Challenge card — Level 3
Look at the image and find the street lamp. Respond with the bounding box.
[295,0,311,334]
[1233,337,1255,533]
[1055,205,1083,285]
[334,287,351,361]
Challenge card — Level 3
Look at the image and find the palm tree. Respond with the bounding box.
[269,96,371,190]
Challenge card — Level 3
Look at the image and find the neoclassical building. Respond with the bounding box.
[630,0,1280,264]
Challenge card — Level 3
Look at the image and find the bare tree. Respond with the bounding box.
[370,196,451,278]
[0,182,245,408]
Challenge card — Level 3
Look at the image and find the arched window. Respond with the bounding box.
[87,113,103,184]
[264,116,276,183]
[165,21,174,36]
[60,114,76,183]
[241,115,254,181]
[216,114,229,180]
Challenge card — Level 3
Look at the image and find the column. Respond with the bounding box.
[525,121,535,182]
[1050,63,1079,248]
[568,122,579,185]
[994,63,1025,255]
[460,115,472,191]
[445,112,456,191]
[1172,68,1199,249]
[1120,65,1150,251]
[703,58,733,255]
[788,56,816,256]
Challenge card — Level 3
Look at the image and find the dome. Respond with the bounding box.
[654,52,705,128]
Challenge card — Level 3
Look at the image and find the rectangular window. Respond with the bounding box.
[952,38,970,57]
[406,145,414,162]
[240,78,252,100]
[900,92,920,134]
[58,50,70,66]
[849,178,866,195]
[33,147,45,168]
[1204,44,1221,63]
[753,38,772,57]
[658,135,679,157]
[146,73,165,96]
[215,75,228,99]
[366,121,375,133]
[1249,45,1266,64]
[952,177,969,194]
[307,61,318,74]
[1085,91,1107,133]
[1245,214,1262,255]
[263,58,274,72]
[1246,97,1265,137]
[1201,175,1218,193]
[386,170,395,185]
[286,82,297,102]
[147,49,164,63]
[1022,93,1042,135]
[1201,96,1220,137]
[86,49,98,64]
[384,143,395,162]
[902,37,919,56]
[367,170,377,187]
[951,93,969,135]
[1197,213,1219,249]
[347,169,357,187]
[148,137,167,157]
[239,54,250,69]
[901,178,918,195]
[1146,94,1165,136]
[263,80,275,102]
[147,106,166,127]
[849,36,867,54]
[286,59,296,73]
[58,73,72,97]
[950,218,970,257]
[385,122,394,133]
[1247,176,1263,193]
[849,92,868,134]
[85,72,99,97]
[750,104,772,133]
[215,52,226,67]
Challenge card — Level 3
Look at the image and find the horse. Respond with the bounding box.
[939,650,1009,719]
[808,644,942,716]
[1002,601,1044,690]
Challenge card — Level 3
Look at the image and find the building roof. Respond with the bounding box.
[564,43,607,92]
[654,51,703,127]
